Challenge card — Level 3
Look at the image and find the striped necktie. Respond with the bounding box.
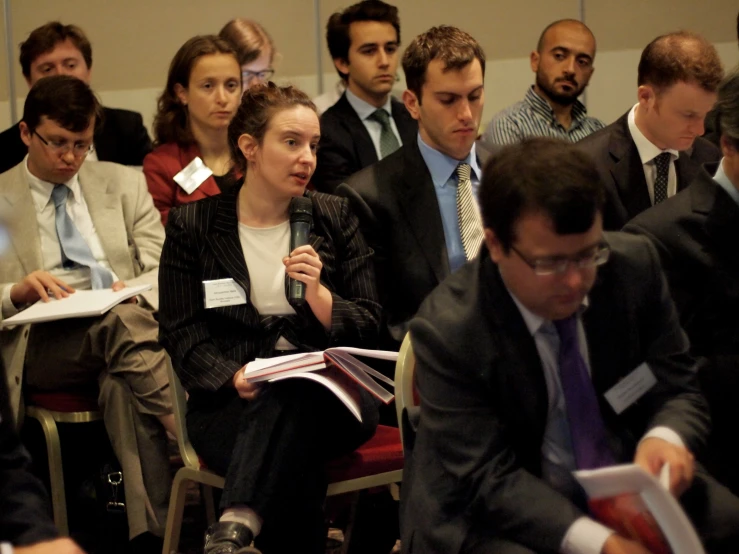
[51,185,114,289]
[455,163,483,261]
[369,109,400,159]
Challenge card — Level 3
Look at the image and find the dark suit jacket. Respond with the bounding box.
[577,111,720,230]
[0,359,59,546]
[313,93,418,194]
[336,141,450,348]
[158,186,381,401]
[625,162,739,491]
[0,106,152,175]
[401,232,708,553]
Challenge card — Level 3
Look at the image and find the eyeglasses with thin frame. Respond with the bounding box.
[242,69,275,84]
[33,130,94,158]
[510,242,611,276]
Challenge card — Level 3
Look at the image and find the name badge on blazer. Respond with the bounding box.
[173,157,213,195]
[203,278,247,309]
[603,362,657,414]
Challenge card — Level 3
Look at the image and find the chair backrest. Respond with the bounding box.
[166,361,202,470]
[394,333,417,449]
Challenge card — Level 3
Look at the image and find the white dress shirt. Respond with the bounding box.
[627,105,680,204]
[344,88,402,160]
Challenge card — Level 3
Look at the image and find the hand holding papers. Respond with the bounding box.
[575,463,704,554]
[1,284,152,328]
[243,347,397,421]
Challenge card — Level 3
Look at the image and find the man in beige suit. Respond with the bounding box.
[0,75,172,553]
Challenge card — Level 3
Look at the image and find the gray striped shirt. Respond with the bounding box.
[480,86,605,147]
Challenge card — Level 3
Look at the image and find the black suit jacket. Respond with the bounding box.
[625,163,739,490]
[336,141,450,348]
[158,187,381,400]
[0,106,152,174]
[313,93,418,194]
[0,359,59,545]
[401,233,708,553]
[577,111,720,230]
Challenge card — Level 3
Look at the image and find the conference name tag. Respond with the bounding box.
[203,278,247,309]
[174,157,213,195]
[603,362,657,414]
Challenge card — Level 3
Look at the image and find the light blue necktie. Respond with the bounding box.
[51,185,114,290]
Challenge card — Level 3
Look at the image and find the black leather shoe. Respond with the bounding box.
[203,521,261,554]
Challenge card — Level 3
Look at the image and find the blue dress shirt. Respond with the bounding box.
[417,135,481,273]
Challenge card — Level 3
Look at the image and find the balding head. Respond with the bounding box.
[537,19,595,54]
[638,31,723,93]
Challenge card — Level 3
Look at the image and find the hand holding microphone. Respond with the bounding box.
[284,197,333,329]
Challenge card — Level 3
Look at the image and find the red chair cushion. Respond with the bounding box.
[326,424,404,483]
[26,388,99,413]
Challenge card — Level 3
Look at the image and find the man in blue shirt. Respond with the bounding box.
[625,68,739,498]
[338,25,485,348]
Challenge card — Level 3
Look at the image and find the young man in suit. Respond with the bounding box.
[0,355,86,554]
[313,0,417,194]
[0,76,171,554]
[625,69,739,497]
[401,137,739,554]
[0,22,152,175]
[338,25,485,348]
[578,31,723,230]
[479,19,604,149]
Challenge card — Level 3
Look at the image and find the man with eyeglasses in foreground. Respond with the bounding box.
[400,137,739,554]
[0,75,174,554]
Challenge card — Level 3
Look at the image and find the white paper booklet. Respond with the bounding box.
[243,347,397,421]
[0,284,152,328]
[574,463,705,554]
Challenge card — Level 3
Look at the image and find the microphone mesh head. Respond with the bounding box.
[289,196,313,222]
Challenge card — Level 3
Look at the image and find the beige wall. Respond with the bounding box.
[1,0,738,130]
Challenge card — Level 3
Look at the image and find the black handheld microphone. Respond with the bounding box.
[287,196,313,306]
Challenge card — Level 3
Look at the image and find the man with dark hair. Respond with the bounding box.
[0,21,152,175]
[0,75,172,554]
[337,25,485,349]
[479,19,604,150]
[401,136,739,554]
[578,31,722,230]
[313,0,417,193]
[625,68,739,497]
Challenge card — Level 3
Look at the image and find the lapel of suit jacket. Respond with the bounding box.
[205,189,252,298]
[78,162,133,280]
[336,93,379,169]
[0,164,43,274]
[608,114,652,219]
[483,257,549,436]
[397,142,450,282]
[675,150,700,193]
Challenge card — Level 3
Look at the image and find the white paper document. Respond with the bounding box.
[0,284,152,328]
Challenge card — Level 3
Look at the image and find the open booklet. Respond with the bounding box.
[574,464,704,554]
[0,284,152,328]
[243,347,397,421]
